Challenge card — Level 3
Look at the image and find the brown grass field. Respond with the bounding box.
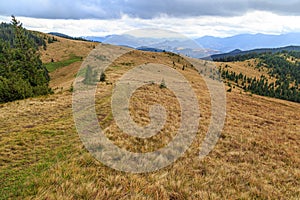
[0,36,299,199]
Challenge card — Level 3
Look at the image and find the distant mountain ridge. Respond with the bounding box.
[207,45,300,61]
[82,32,300,57]
[50,32,300,58]
[49,32,90,42]
[136,46,165,52]
[195,33,300,53]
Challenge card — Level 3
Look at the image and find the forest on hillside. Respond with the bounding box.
[218,51,300,102]
[0,22,47,49]
[0,17,52,103]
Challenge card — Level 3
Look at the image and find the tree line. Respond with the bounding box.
[220,69,300,103]
[0,22,47,50]
[216,50,300,103]
[258,53,300,86]
[0,16,52,103]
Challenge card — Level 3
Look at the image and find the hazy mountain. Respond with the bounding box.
[81,35,215,57]
[196,33,300,53]
[82,32,300,58]
[207,45,300,61]
[83,36,110,42]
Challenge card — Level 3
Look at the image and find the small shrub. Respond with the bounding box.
[160,79,167,89]
[69,84,74,92]
[100,71,106,82]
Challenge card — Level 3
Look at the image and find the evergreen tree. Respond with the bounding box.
[0,16,51,103]
[100,71,106,82]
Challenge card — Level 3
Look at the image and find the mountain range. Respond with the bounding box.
[195,33,300,53]
[82,33,300,58]
[206,45,300,61]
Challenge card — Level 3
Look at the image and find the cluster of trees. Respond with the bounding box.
[217,50,300,103]
[212,47,300,62]
[47,36,58,44]
[288,51,300,59]
[0,22,46,49]
[49,32,89,42]
[247,77,299,102]
[259,53,300,86]
[220,69,300,102]
[0,16,52,103]
[214,52,260,62]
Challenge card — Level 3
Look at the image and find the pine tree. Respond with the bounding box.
[0,16,51,103]
[100,71,106,82]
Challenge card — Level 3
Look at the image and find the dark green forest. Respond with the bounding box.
[0,22,47,49]
[0,16,52,103]
[219,52,300,103]
[48,32,88,42]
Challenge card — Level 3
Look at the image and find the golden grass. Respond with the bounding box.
[216,59,281,93]
[217,59,274,79]
[40,35,97,63]
[1,42,300,199]
[40,35,98,91]
[95,51,210,154]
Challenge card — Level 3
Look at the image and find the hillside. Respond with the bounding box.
[212,50,300,103]
[0,22,46,49]
[208,45,300,61]
[39,34,98,91]
[0,36,300,199]
[0,19,52,103]
[48,32,91,42]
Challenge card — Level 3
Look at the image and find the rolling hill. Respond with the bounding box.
[0,33,300,199]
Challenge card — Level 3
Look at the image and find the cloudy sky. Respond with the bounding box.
[0,0,300,38]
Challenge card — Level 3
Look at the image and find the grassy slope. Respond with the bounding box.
[39,35,98,92]
[0,39,299,199]
[217,59,271,80]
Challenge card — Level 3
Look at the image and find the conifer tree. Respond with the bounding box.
[0,16,51,103]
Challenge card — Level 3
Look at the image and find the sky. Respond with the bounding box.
[0,0,300,38]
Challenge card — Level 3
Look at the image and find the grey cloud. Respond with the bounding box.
[0,0,118,19]
[250,0,300,15]
[0,0,299,19]
[122,0,300,18]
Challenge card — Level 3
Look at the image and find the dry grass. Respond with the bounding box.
[216,59,280,93]
[217,59,273,79]
[95,51,210,154]
[0,42,300,199]
[40,35,97,64]
[40,35,98,91]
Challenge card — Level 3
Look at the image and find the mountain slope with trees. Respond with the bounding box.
[1,44,299,199]
[0,22,299,199]
[216,50,300,102]
[209,46,300,61]
[0,16,52,103]
[0,21,47,49]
